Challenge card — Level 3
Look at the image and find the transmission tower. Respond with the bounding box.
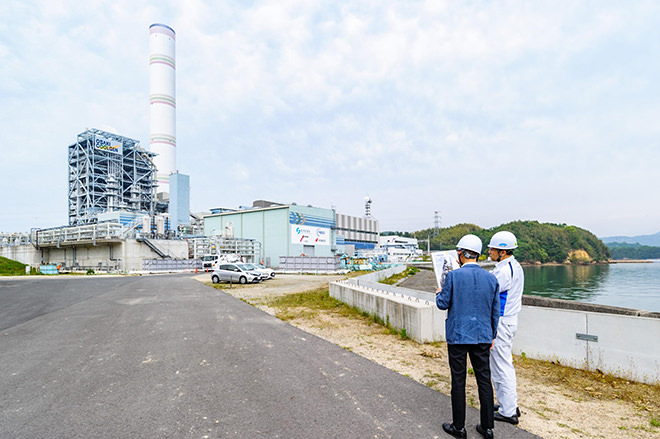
[364,196,373,219]
[434,210,441,236]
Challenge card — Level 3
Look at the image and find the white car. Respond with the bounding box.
[245,263,275,280]
[211,263,262,284]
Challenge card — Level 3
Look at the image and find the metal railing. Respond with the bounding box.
[188,236,262,263]
[31,222,125,248]
[0,233,31,247]
[137,236,171,258]
[142,258,202,272]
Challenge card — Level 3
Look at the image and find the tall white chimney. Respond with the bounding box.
[149,23,176,200]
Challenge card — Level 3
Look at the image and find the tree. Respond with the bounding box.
[401,220,611,263]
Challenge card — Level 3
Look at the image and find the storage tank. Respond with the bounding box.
[156,215,165,235]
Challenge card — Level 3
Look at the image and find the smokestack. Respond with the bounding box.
[149,23,176,200]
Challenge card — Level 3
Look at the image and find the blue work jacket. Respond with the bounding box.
[436,263,500,344]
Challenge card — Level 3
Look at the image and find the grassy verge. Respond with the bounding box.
[379,266,419,285]
[0,256,31,276]
[208,281,257,291]
[256,286,408,339]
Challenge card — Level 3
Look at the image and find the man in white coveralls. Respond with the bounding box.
[487,231,524,425]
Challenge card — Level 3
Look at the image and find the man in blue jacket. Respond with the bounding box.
[436,234,500,439]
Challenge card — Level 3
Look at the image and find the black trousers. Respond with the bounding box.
[447,343,494,429]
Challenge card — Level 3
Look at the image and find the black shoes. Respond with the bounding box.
[476,424,494,439]
[494,411,519,425]
[442,423,467,438]
[494,404,521,417]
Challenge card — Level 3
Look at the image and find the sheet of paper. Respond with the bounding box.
[431,250,459,290]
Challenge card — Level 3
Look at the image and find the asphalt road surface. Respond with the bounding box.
[0,275,540,438]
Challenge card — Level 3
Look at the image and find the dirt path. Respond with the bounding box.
[196,273,660,439]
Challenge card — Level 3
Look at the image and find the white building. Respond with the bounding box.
[378,235,422,262]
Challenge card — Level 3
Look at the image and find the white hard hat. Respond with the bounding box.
[488,231,518,249]
[456,234,483,254]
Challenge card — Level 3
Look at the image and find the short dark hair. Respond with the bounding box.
[460,249,479,259]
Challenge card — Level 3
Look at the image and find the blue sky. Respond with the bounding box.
[1,0,659,237]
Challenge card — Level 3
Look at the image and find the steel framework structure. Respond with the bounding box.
[188,236,262,263]
[68,129,157,225]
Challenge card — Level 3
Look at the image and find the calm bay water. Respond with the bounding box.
[523,261,660,313]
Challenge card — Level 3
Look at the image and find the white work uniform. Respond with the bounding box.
[490,255,524,418]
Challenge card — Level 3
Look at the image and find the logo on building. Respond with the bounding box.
[94,135,122,154]
[291,225,329,246]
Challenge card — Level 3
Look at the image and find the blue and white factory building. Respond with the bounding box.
[203,201,379,268]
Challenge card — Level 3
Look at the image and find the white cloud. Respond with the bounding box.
[1,0,660,236]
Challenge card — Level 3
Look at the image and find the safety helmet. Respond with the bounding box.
[488,231,518,249]
[456,234,483,255]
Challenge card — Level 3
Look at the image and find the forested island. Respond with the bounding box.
[607,243,660,260]
[385,220,611,264]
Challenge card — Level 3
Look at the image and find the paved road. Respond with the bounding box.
[0,275,540,438]
[398,268,438,293]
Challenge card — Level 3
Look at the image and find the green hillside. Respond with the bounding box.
[607,243,660,260]
[408,220,610,264]
[0,256,29,276]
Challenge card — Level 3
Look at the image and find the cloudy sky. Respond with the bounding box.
[1,0,659,237]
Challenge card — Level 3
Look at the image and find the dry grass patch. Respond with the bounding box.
[514,354,660,423]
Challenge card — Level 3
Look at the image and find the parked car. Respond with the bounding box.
[245,263,275,279]
[211,263,262,284]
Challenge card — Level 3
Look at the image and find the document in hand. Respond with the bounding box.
[431,250,460,289]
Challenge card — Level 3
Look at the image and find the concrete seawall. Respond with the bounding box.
[329,266,660,385]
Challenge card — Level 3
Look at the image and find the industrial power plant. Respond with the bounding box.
[0,23,420,273]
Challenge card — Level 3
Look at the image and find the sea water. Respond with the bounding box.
[523,260,660,313]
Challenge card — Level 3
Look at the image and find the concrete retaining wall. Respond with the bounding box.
[0,244,42,267]
[516,305,660,383]
[1,239,189,272]
[120,239,189,271]
[329,270,660,385]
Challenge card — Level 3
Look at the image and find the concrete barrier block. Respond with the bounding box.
[330,281,436,343]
